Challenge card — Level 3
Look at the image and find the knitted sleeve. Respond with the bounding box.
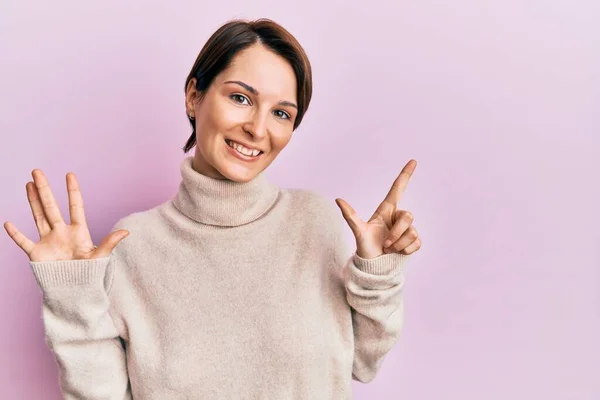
[331,209,410,384]
[29,250,131,399]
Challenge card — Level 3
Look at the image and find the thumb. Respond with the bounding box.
[335,198,363,238]
[94,229,130,258]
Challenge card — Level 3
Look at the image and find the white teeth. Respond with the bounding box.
[227,140,261,157]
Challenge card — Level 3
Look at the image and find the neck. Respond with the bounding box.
[172,156,280,227]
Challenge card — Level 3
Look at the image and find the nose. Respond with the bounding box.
[243,109,269,140]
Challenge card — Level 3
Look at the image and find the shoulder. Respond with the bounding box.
[282,188,351,264]
[281,188,340,222]
[111,203,165,235]
[108,202,170,260]
[280,188,343,237]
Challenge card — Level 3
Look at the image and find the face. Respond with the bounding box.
[185,43,298,182]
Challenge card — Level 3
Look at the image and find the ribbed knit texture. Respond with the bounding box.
[29,156,410,399]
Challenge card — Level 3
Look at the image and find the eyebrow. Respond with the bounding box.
[224,80,298,109]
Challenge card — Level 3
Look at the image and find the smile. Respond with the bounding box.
[225,139,263,160]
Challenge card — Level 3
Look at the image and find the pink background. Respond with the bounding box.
[1,0,598,398]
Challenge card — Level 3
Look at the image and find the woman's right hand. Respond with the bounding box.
[4,169,129,262]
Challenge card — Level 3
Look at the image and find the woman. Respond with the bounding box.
[4,18,421,399]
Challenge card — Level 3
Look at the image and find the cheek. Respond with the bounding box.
[197,99,245,138]
[268,126,293,152]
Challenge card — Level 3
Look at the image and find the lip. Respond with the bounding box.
[224,139,263,162]
[225,139,263,152]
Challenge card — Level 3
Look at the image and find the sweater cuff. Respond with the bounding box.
[352,252,409,276]
[29,257,111,289]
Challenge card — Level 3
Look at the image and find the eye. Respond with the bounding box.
[273,110,290,120]
[230,94,250,105]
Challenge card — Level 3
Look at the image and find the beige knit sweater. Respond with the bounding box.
[29,156,409,399]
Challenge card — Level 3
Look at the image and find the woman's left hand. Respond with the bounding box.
[335,159,421,259]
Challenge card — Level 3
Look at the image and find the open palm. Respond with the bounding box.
[4,169,129,262]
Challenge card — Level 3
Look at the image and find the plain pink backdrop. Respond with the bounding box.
[1,0,598,399]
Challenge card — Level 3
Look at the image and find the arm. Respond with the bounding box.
[332,219,409,384]
[330,159,420,383]
[30,252,131,399]
[4,168,131,398]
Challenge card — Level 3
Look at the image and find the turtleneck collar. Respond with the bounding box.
[171,156,280,227]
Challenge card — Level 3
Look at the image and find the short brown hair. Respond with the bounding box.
[182,18,313,153]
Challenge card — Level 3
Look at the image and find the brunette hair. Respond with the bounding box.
[182,18,313,153]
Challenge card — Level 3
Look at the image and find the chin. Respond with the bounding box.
[218,163,261,183]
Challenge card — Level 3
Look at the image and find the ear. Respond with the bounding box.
[185,78,200,118]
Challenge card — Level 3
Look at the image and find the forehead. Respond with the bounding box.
[218,44,297,102]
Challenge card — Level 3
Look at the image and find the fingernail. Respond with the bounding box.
[384,240,392,248]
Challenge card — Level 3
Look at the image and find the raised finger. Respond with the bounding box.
[66,173,87,226]
[3,221,35,255]
[31,169,65,228]
[26,181,51,237]
[381,159,417,208]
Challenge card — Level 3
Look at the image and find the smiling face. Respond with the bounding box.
[185,43,298,182]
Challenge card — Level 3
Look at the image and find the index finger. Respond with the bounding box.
[31,169,65,227]
[382,159,417,206]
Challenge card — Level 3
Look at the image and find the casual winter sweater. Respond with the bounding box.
[29,156,409,400]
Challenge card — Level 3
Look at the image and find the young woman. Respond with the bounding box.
[4,18,421,399]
